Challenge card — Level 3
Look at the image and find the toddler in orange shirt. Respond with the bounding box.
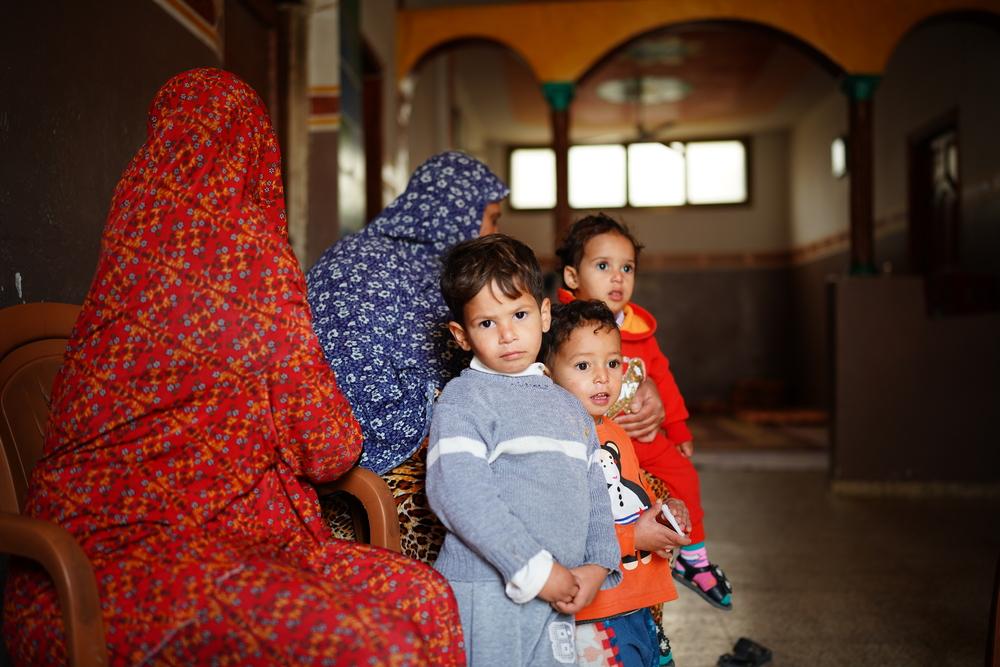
[546,299,691,667]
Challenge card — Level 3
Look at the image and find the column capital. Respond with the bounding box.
[849,261,878,276]
[542,81,575,112]
[840,74,881,101]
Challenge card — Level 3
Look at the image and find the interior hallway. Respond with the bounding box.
[663,419,1000,666]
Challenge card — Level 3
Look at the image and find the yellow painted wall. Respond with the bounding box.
[398,0,1000,81]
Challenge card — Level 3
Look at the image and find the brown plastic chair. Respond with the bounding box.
[0,302,400,666]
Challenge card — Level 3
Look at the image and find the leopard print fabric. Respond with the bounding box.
[644,470,672,630]
[321,441,446,565]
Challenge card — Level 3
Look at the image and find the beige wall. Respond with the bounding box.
[361,0,405,200]
[830,16,1000,484]
[874,17,1000,274]
[833,277,1000,483]
[790,90,849,248]
[407,56,455,172]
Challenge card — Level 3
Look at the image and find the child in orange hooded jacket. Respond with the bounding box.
[556,214,733,611]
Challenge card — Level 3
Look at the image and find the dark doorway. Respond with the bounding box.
[908,111,960,275]
[908,112,998,315]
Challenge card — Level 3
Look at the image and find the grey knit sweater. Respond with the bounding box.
[426,365,622,592]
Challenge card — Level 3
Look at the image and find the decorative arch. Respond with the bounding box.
[397,0,1000,82]
[882,8,1000,63]
[574,19,846,87]
[406,36,539,84]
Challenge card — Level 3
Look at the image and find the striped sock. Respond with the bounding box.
[677,542,717,591]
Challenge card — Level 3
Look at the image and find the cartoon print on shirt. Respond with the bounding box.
[597,441,653,570]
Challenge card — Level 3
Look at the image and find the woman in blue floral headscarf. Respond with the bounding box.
[307,151,508,561]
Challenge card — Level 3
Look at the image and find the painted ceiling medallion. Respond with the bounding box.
[596,76,692,105]
[625,36,693,65]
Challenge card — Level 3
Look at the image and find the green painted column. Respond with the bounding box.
[841,74,881,275]
[542,82,575,243]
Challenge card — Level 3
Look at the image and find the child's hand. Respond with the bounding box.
[664,497,692,535]
[677,440,695,457]
[634,500,691,558]
[614,380,665,442]
[537,561,579,605]
[552,564,608,615]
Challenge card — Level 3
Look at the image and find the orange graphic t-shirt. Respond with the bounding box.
[577,419,678,622]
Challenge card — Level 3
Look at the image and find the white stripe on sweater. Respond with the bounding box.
[427,436,488,468]
[488,436,589,465]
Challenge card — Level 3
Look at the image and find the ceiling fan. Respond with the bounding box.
[576,74,689,144]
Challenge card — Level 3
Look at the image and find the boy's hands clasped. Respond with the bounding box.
[537,561,579,607]
[547,564,609,616]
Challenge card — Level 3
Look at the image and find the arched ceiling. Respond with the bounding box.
[398,0,1000,82]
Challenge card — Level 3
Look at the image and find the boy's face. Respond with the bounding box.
[448,281,551,375]
[563,232,636,317]
[549,324,624,418]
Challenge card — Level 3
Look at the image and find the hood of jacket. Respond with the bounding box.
[556,288,658,342]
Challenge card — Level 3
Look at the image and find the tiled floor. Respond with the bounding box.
[663,418,1000,666]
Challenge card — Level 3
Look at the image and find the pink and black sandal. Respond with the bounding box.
[672,558,733,610]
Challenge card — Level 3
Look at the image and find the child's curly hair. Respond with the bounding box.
[440,234,544,324]
[542,299,619,365]
[554,213,644,278]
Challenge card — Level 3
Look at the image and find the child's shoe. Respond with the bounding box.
[717,637,772,666]
[672,557,733,610]
[655,623,676,666]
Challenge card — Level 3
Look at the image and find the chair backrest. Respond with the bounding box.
[0,303,81,514]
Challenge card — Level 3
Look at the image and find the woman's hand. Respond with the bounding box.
[664,497,692,535]
[613,379,665,442]
[634,500,691,558]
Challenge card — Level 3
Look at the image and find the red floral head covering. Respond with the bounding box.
[33,67,361,551]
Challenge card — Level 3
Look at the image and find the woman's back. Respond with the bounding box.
[3,68,464,667]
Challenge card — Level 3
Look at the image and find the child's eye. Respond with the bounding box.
[513,311,527,320]
[609,360,620,369]
[596,261,609,271]
[622,265,634,274]
[479,320,493,329]
[575,362,590,371]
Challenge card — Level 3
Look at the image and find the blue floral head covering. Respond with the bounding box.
[369,150,508,250]
[306,151,509,473]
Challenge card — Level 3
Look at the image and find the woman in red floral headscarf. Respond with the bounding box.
[3,68,464,666]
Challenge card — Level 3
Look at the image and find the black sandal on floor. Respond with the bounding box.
[717,637,772,666]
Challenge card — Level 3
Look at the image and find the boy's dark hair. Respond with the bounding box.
[554,213,644,277]
[542,299,619,364]
[441,234,544,323]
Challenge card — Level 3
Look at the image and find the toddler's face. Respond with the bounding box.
[563,232,636,317]
[448,281,551,375]
[549,324,624,418]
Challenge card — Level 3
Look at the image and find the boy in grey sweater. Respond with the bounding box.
[427,234,622,666]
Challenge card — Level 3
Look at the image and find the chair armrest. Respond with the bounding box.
[0,512,108,666]
[314,467,401,553]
